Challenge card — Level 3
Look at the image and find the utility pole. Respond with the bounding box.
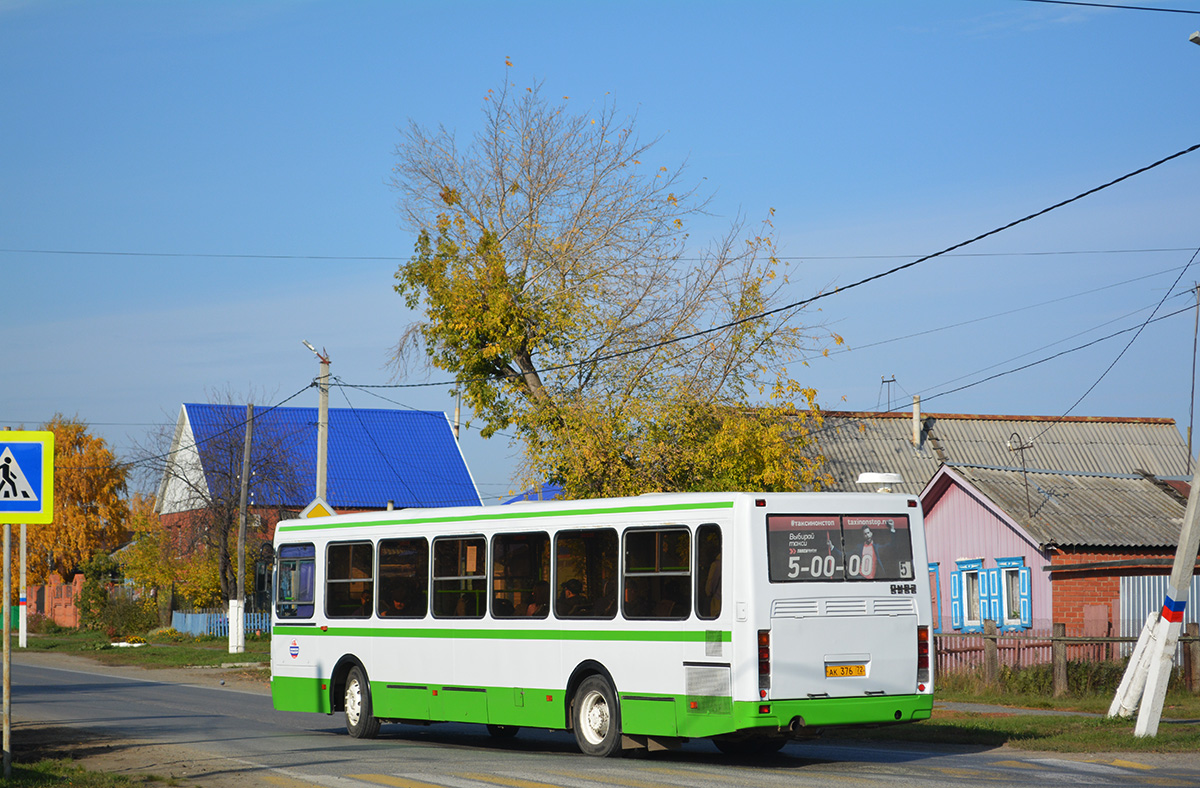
[303,341,330,500]
[1189,284,1198,475]
[230,403,253,655]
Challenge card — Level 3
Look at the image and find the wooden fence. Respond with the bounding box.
[935,621,1200,695]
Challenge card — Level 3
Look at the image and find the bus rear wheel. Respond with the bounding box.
[572,676,621,757]
[344,666,381,739]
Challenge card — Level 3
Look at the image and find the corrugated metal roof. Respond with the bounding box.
[184,404,480,510]
[809,411,1190,495]
[949,466,1184,549]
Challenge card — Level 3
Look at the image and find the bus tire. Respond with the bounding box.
[572,676,621,757]
[344,666,381,739]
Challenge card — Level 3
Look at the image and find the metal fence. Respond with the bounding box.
[171,608,271,637]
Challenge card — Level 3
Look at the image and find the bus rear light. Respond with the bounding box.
[917,626,931,684]
[758,630,771,689]
[759,705,771,714]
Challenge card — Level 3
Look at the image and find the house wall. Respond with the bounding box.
[1048,548,1194,636]
[26,572,84,628]
[924,480,1053,630]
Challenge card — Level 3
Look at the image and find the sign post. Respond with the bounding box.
[0,430,54,779]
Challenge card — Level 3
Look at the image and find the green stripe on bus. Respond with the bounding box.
[270,673,932,735]
[277,500,735,533]
[273,625,731,643]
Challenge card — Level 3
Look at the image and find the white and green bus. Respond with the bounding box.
[270,492,934,756]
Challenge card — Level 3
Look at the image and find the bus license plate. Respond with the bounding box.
[825,664,866,678]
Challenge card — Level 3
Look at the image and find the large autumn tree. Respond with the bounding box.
[27,415,129,582]
[392,69,838,497]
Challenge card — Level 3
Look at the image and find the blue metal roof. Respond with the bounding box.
[502,483,564,504]
[184,404,480,510]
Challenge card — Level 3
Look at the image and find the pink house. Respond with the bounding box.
[810,407,1196,638]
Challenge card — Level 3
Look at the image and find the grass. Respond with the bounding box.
[1,759,171,786]
[19,628,269,669]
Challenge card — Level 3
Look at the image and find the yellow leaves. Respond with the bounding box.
[505,56,513,67]
[440,186,461,207]
[666,192,678,207]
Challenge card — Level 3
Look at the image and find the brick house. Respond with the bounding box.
[26,571,84,628]
[809,405,1198,638]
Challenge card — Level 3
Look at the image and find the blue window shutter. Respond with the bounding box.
[987,568,1002,624]
[929,564,942,633]
[950,570,963,630]
[1018,566,1032,628]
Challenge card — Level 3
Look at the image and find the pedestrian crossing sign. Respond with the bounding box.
[0,431,54,524]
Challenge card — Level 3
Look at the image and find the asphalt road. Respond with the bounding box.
[12,657,1200,788]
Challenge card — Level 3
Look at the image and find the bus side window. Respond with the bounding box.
[326,541,374,619]
[695,523,721,620]
[377,537,429,618]
[432,536,486,618]
[492,532,550,618]
[623,527,691,620]
[554,529,618,619]
[276,543,315,619]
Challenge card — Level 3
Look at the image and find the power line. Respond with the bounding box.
[1029,247,1200,442]
[342,141,1200,392]
[921,302,1196,406]
[812,264,1190,361]
[1016,0,1200,14]
[3,245,1196,263]
[117,384,314,473]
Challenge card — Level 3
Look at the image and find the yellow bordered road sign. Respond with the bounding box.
[0,431,54,524]
[299,497,335,519]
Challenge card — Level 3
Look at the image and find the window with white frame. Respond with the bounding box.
[997,556,1032,631]
[951,559,984,633]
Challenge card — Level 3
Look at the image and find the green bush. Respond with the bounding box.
[147,627,191,643]
[95,595,158,639]
[26,613,67,635]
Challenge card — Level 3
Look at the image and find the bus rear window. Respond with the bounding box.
[767,514,915,583]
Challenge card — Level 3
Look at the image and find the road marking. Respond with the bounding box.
[1106,759,1155,771]
[1027,758,1142,775]
[452,773,567,788]
[264,776,325,788]
[542,770,685,788]
[349,775,448,788]
[991,760,1040,769]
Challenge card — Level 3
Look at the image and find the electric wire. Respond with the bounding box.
[1028,247,1200,443]
[1016,0,1200,14]
[340,142,1200,392]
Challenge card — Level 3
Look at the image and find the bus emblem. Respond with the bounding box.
[289,639,300,659]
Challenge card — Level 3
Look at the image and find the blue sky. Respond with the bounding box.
[4,0,1200,502]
